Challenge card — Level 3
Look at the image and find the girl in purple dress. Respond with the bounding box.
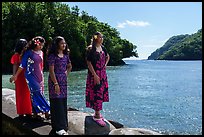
[85,32,110,127]
[47,36,72,135]
[10,36,50,120]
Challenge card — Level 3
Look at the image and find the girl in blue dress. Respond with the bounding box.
[10,36,50,120]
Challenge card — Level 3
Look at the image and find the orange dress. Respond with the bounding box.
[11,53,32,115]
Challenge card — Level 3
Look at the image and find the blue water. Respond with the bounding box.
[101,60,202,135]
[65,60,202,135]
[2,60,202,135]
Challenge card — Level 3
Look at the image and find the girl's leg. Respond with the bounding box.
[94,110,104,119]
[94,110,100,118]
[50,98,67,132]
[45,112,51,119]
[93,110,106,126]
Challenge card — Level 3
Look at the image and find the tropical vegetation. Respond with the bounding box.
[148,29,202,60]
[2,2,138,74]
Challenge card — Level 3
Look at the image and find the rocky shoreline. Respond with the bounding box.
[2,88,162,135]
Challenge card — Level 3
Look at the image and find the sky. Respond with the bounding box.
[64,2,202,59]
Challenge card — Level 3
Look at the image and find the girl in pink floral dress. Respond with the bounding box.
[85,32,110,127]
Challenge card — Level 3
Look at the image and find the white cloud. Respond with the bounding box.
[117,22,126,28]
[117,20,150,28]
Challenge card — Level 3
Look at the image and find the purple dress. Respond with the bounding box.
[85,46,109,111]
[47,54,71,99]
[47,53,71,132]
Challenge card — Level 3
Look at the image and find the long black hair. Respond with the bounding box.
[47,36,70,57]
[86,32,103,64]
[90,31,102,52]
[14,39,28,54]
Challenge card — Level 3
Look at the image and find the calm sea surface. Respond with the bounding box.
[2,60,202,135]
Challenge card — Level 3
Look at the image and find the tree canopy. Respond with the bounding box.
[2,2,138,74]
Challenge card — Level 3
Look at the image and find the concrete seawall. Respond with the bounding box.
[2,88,162,135]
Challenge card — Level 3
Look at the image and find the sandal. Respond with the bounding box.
[93,113,104,120]
[92,116,106,127]
[56,129,69,135]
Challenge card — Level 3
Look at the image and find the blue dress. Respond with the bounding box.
[20,50,50,113]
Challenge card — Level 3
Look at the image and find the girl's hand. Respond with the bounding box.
[9,77,13,83]
[9,75,17,83]
[104,65,106,69]
[94,74,100,85]
[54,84,60,95]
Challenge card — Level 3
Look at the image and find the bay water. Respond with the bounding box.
[2,60,202,135]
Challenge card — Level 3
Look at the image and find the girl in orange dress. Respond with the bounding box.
[10,39,32,118]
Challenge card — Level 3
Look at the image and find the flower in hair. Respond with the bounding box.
[34,39,41,46]
[94,35,98,39]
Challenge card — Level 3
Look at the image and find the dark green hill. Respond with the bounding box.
[148,29,202,60]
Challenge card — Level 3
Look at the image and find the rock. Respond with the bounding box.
[107,120,124,128]
[2,88,16,105]
[84,116,113,135]
[68,111,116,135]
[109,128,163,135]
[2,88,162,135]
[68,107,79,111]
[67,111,89,134]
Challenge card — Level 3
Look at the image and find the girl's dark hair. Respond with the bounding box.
[86,31,102,53]
[21,36,45,57]
[85,32,103,63]
[14,39,28,54]
[91,31,102,52]
[27,36,45,50]
[47,36,70,57]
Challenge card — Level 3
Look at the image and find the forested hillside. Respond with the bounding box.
[148,29,202,60]
[2,2,138,74]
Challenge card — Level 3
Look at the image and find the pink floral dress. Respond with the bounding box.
[85,46,109,111]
